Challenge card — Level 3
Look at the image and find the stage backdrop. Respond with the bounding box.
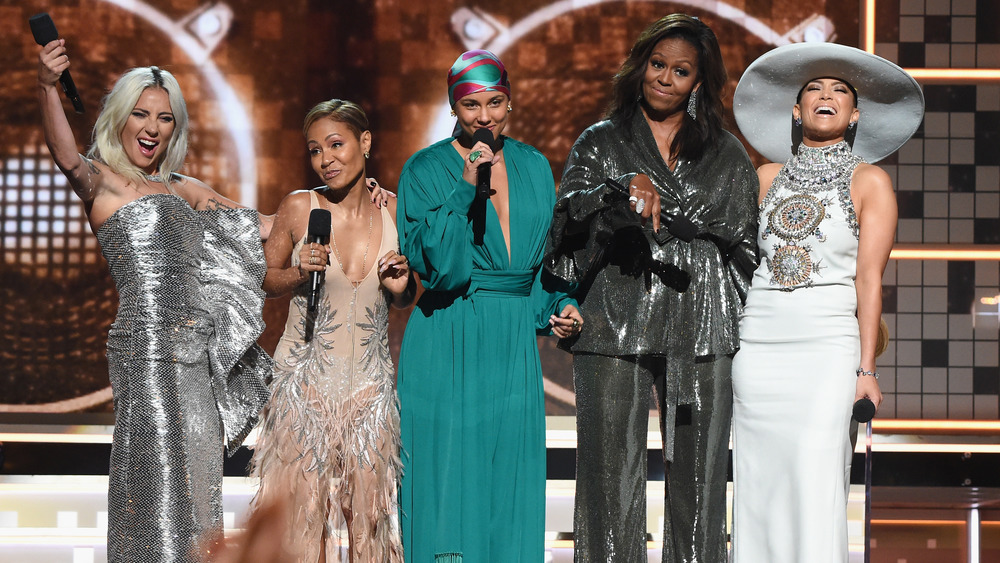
[1,0,997,419]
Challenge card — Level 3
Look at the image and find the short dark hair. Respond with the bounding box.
[303,99,369,139]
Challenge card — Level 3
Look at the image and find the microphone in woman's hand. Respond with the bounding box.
[853,398,876,423]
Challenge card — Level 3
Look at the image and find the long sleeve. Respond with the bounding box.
[397,141,477,293]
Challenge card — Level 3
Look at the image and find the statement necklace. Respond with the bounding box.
[331,204,374,288]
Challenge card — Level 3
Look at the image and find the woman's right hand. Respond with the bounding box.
[461,139,497,187]
[38,39,69,89]
[628,174,662,232]
[296,242,330,281]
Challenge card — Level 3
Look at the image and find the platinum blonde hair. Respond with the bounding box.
[86,66,189,186]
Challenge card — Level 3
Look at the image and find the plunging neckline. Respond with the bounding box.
[450,142,514,265]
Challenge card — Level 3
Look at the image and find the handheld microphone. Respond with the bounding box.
[605,178,698,242]
[472,128,493,200]
[852,398,876,423]
[471,128,494,245]
[306,208,331,313]
[29,13,85,114]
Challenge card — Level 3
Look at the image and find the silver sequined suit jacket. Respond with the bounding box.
[546,111,759,360]
[96,193,271,562]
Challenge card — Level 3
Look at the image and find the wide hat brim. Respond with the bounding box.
[733,42,924,163]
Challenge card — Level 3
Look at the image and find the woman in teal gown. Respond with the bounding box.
[396,50,582,562]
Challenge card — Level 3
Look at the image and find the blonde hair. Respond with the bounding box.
[86,67,189,186]
[875,317,890,358]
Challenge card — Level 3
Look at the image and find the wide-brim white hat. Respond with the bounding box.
[733,42,924,163]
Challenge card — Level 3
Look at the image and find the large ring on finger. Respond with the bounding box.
[310,257,317,265]
[572,318,580,331]
[635,199,646,214]
[469,150,483,163]
[628,195,638,204]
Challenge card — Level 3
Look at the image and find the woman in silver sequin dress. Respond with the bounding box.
[37,39,273,562]
[544,15,758,563]
[249,99,413,562]
[730,43,924,562]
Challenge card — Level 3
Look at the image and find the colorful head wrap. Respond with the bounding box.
[447,50,511,107]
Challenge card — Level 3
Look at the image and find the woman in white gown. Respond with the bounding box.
[730,43,924,562]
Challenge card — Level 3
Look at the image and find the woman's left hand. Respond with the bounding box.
[367,177,396,208]
[855,370,883,412]
[378,249,410,294]
[550,304,584,338]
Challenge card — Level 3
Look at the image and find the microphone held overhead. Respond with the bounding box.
[29,13,85,114]
[306,208,331,314]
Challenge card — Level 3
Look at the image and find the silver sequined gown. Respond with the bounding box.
[732,141,864,562]
[250,191,403,562]
[545,110,759,562]
[97,192,271,563]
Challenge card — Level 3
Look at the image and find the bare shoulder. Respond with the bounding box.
[852,163,893,192]
[756,162,783,203]
[385,196,398,223]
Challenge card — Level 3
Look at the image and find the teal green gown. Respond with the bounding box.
[397,137,574,562]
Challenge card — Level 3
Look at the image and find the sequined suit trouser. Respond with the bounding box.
[573,353,732,563]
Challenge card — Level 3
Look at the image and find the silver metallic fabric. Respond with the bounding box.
[97,193,271,562]
[545,111,758,563]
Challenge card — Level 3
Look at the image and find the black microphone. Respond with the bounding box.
[472,128,493,200]
[853,398,876,423]
[605,178,697,242]
[306,208,331,313]
[471,128,494,245]
[29,13,84,114]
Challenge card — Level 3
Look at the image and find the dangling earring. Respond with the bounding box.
[450,109,456,117]
[847,121,857,130]
[687,90,698,120]
[507,103,512,112]
[364,151,370,159]
[794,116,802,126]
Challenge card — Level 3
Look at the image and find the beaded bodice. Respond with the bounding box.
[757,142,865,291]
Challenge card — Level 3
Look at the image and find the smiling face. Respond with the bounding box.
[453,90,509,141]
[306,117,371,191]
[641,37,701,118]
[794,77,860,146]
[120,88,175,175]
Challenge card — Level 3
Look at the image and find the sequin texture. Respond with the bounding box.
[97,193,271,562]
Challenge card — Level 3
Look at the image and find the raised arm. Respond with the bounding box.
[853,163,896,409]
[37,39,101,201]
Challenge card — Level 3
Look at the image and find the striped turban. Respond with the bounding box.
[447,50,511,107]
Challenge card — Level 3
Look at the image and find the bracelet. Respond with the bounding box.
[856,369,879,380]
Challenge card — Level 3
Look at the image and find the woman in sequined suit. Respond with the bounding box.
[544,15,758,562]
[396,50,582,562]
[37,40,273,562]
[730,44,923,562]
[250,99,413,562]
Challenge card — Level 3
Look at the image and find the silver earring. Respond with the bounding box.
[507,103,512,112]
[364,151,370,159]
[794,116,802,126]
[848,121,857,129]
[687,90,698,119]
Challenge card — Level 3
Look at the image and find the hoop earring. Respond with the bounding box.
[686,90,698,120]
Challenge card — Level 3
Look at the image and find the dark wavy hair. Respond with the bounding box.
[605,14,727,161]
